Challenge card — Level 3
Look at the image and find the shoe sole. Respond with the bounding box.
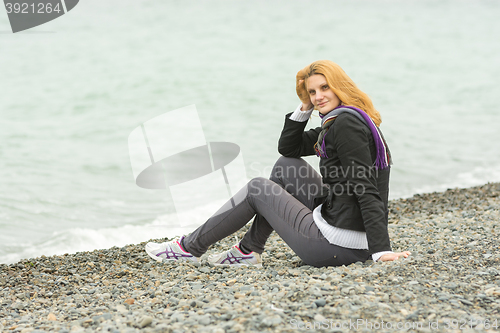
[208,262,262,268]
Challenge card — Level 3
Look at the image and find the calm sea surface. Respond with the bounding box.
[1,0,499,263]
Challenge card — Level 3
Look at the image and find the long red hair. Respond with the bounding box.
[297,60,382,126]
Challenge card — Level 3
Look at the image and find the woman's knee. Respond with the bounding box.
[248,177,284,197]
[248,177,269,193]
[273,156,305,169]
[270,156,306,182]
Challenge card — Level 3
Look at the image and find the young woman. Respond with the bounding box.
[145,60,410,267]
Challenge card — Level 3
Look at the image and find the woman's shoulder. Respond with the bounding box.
[331,112,370,135]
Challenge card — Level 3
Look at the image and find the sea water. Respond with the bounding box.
[0,0,499,264]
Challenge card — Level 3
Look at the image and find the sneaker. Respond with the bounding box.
[208,244,262,267]
[145,236,200,265]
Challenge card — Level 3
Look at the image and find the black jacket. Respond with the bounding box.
[278,112,391,254]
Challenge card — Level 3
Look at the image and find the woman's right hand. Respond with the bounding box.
[296,70,313,111]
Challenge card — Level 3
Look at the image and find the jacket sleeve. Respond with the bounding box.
[278,113,321,158]
[331,114,392,254]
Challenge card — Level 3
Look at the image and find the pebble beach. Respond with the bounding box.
[1,182,499,333]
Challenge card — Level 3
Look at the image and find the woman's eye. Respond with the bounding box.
[322,85,329,90]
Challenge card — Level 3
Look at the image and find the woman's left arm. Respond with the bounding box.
[331,114,398,257]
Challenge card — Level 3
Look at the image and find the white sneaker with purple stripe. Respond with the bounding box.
[208,244,262,268]
[145,236,200,266]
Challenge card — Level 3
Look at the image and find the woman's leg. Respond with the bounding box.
[184,176,367,267]
[239,156,324,253]
[183,156,319,257]
[183,157,369,267]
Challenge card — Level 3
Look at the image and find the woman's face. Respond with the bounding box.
[306,74,341,115]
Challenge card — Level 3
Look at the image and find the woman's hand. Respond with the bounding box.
[378,251,411,262]
[296,70,313,110]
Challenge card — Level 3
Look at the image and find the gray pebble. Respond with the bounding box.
[314,299,326,307]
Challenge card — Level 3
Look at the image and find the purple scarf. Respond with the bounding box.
[314,106,391,170]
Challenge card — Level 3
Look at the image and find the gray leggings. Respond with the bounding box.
[183,156,370,267]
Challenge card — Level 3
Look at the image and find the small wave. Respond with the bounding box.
[0,213,198,264]
[412,165,500,197]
